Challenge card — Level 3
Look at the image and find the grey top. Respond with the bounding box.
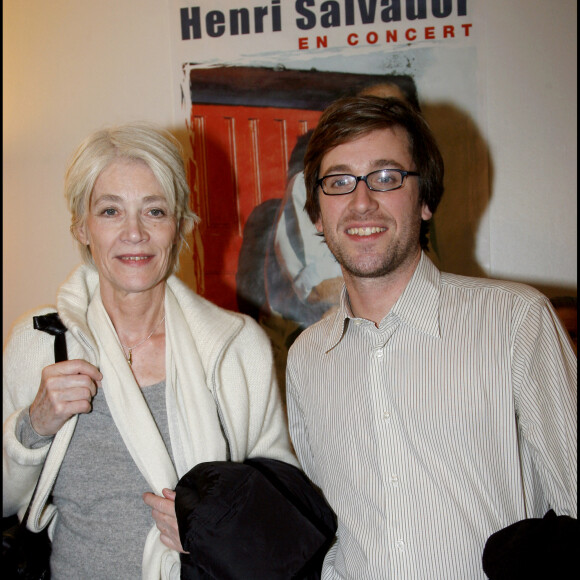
[20,381,172,580]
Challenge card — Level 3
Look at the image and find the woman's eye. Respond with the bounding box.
[149,208,166,217]
[102,208,117,216]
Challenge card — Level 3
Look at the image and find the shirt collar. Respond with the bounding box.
[391,252,441,339]
[324,286,352,352]
[324,252,441,352]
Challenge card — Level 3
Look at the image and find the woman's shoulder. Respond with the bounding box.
[167,276,269,350]
[168,275,249,328]
[3,306,59,405]
[5,305,58,346]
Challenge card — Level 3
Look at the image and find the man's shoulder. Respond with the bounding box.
[289,315,336,357]
[440,271,547,305]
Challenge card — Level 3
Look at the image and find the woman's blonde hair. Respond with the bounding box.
[65,121,199,271]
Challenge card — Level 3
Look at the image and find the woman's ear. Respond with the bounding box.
[174,218,183,244]
[74,222,89,245]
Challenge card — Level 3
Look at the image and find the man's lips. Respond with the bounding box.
[345,226,387,237]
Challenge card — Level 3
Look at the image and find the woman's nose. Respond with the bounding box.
[122,214,148,242]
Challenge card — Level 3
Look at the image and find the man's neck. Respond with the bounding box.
[344,251,422,326]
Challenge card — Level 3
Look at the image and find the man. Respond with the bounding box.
[251,79,422,405]
[269,77,422,331]
[286,96,577,579]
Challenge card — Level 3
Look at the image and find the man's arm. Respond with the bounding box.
[512,296,577,518]
[286,360,318,482]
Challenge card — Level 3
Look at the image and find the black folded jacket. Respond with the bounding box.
[175,458,337,580]
[482,509,578,579]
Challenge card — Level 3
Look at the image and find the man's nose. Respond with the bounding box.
[349,178,379,212]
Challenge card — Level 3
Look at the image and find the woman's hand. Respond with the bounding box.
[143,488,187,553]
[29,360,102,436]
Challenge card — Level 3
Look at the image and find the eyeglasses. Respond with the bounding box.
[317,169,420,196]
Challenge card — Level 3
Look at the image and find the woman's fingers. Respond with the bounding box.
[143,491,187,553]
[29,359,102,435]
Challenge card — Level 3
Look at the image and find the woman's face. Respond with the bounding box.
[76,158,179,300]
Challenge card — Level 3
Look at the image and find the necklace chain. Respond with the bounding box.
[120,315,166,366]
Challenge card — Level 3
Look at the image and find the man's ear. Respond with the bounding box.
[315,217,324,234]
[421,204,433,221]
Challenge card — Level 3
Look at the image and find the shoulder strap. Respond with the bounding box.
[18,314,68,527]
[33,312,68,363]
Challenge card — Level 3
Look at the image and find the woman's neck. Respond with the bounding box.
[100,283,166,346]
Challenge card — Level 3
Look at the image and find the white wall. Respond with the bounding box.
[3,0,577,343]
[481,1,577,289]
[3,0,175,342]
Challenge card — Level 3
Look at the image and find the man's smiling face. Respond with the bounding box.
[315,127,432,281]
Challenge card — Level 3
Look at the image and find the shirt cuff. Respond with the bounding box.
[16,408,54,449]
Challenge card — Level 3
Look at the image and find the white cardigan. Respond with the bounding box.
[3,264,298,579]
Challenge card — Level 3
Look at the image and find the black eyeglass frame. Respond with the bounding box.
[316,169,420,196]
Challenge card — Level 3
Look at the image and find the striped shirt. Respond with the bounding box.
[286,252,577,579]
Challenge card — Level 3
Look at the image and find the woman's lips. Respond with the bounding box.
[118,255,152,262]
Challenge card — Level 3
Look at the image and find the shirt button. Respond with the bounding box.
[390,474,399,488]
[374,348,384,358]
[383,411,391,420]
[395,539,405,552]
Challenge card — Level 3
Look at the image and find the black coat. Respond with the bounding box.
[482,509,578,579]
[175,457,337,580]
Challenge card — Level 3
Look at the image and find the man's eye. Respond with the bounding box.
[376,172,394,184]
[331,176,352,188]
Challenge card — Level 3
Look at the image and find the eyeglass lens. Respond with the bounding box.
[322,169,404,195]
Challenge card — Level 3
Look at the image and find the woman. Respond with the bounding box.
[3,122,298,579]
